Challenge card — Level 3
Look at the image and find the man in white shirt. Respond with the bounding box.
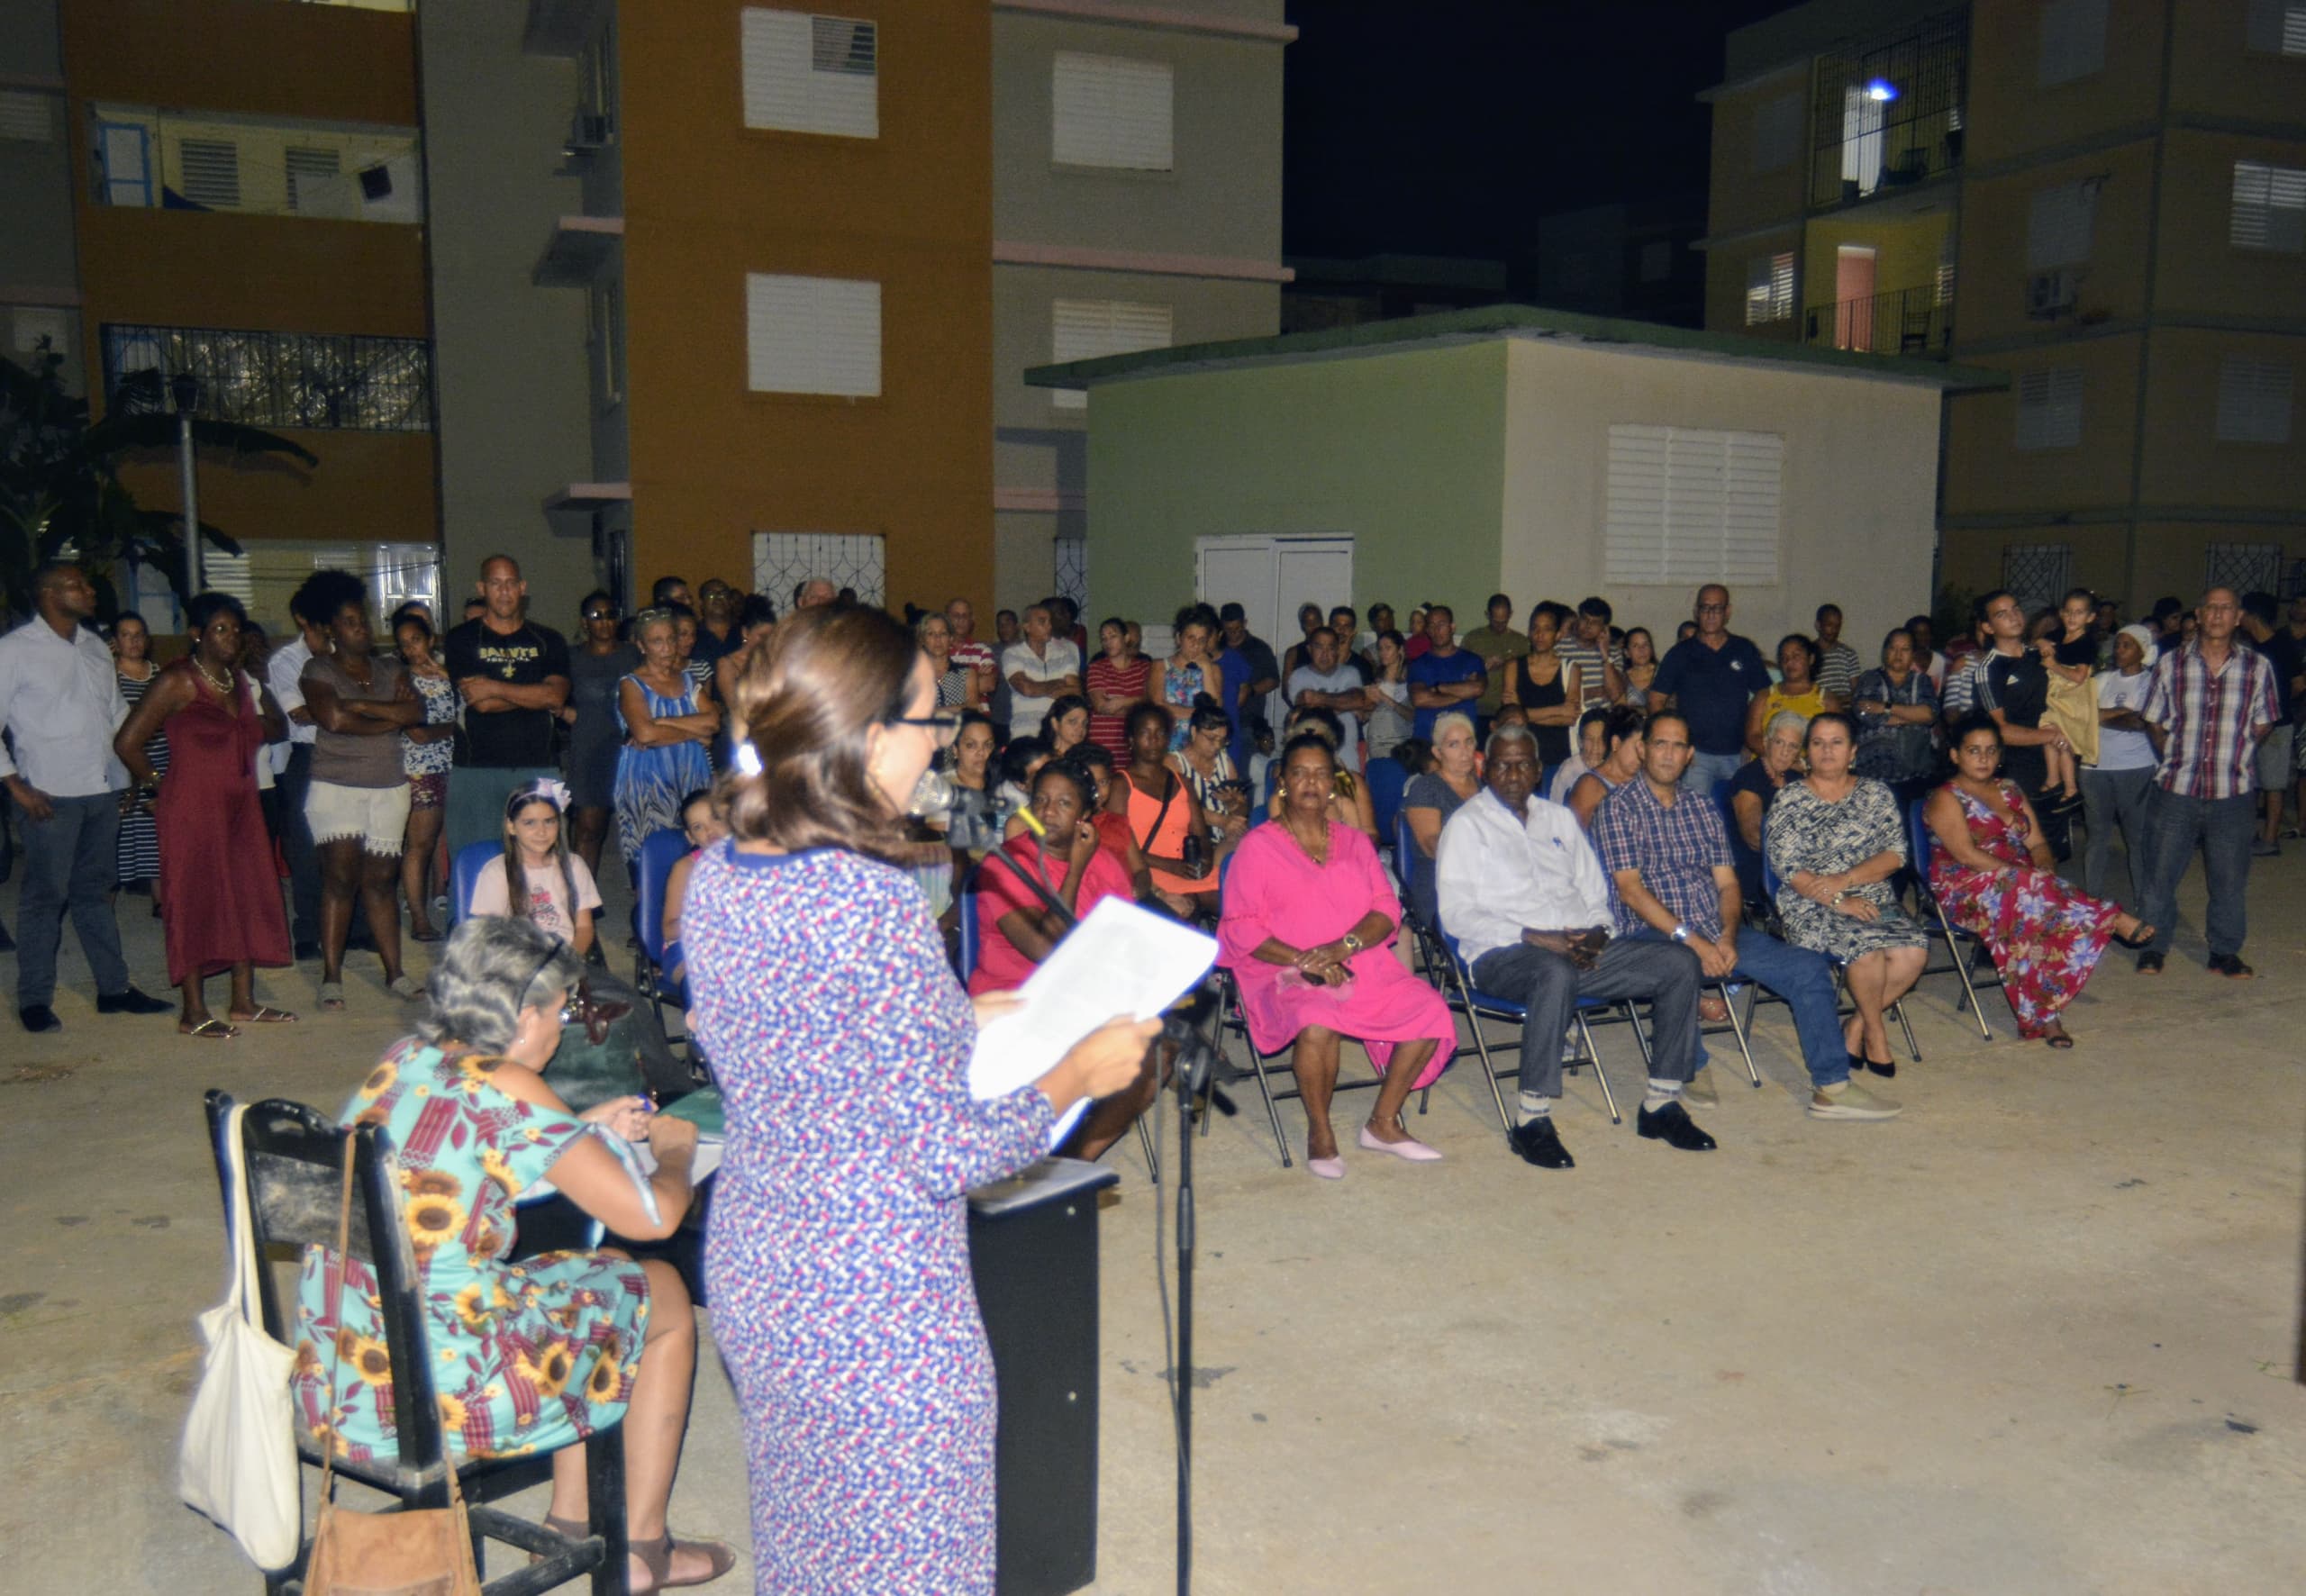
[1434,722,1712,1169]
[1285,627,1368,769]
[1001,603,1082,739]
[267,585,332,957]
[0,564,169,1030]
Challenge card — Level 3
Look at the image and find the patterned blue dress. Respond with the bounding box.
[613,673,713,866]
[683,843,1055,1595]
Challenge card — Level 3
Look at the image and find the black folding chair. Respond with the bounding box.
[1907,797,2002,1041]
[204,1091,628,1594]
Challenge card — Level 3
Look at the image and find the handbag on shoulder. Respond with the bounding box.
[178,1102,303,1571]
[303,1128,482,1596]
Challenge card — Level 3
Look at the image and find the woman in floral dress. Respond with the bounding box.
[1923,715,2153,1047]
[1160,603,1227,753]
[291,917,732,1592]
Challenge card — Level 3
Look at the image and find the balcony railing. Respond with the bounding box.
[1809,8,1968,210]
[102,323,433,432]
[1803,285,1953,358]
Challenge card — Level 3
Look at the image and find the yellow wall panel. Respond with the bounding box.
[60,0,418,127]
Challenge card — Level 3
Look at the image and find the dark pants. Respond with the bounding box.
[277,744,323,947]
[14,792,129,1008]
[2079,764,2155,910]
[1471,935,1701,1098]
[1628,925,1848,1090]
[2140,788,2256,959]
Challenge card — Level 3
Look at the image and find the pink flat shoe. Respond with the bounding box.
[1357,1126,1444,1162]
[1307,1156,1346,1180]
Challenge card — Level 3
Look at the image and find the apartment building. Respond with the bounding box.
[25,0,444,625]
[483,0,1287,623]
[1699,0,2306,613]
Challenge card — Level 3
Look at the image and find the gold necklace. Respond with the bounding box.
[194,655,232,694]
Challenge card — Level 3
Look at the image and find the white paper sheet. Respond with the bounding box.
[968,896,1220,1147]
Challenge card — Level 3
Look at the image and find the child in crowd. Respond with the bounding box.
[2035,587,2101,813]
[470,779,602,953]
[661,787,727,988]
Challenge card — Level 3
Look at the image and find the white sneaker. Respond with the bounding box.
[1809,1080,1902,1120]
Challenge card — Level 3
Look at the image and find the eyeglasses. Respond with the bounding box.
[887,711,962,748]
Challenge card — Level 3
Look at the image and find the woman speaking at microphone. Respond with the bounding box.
[681,603,1157,1596]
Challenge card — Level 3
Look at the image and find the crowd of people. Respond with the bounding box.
[2,554,2299,1594]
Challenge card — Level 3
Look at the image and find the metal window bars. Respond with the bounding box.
[1810,8,1970,210]
[100,322,432,433]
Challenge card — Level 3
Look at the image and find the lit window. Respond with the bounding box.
[1744,252,1793,324]
[2245,0,2306,56]
[2231,160,2306,251]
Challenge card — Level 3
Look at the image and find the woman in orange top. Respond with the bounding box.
[1112,703,1219,922]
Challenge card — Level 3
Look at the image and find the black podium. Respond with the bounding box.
[969,1156,1120,1596]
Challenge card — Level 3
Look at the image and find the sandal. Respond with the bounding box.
[177,1018,239,1039]
[2042,1029,2075,1050]
[631,1531,738,1592]
[387,974,425,1001]
[2111,923,2157,949]
[318,982,346,1012]
[410,925,445,943]
[229,1005,298,1024]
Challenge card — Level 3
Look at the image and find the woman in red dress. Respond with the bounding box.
[112,593,295,1038]
[1922,715,2154,1047]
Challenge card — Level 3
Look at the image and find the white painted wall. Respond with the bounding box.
[1499,337,1943,659]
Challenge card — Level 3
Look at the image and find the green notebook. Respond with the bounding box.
[656,1088,724,1138]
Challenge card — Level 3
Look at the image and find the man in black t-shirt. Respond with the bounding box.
[442,555,571,862]
[1969,589,2068,856]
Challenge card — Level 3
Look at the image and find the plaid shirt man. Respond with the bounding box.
[1591,772,1733,941]
[2142,639,2281,801]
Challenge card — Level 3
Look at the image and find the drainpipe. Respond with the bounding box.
[170,373,201,604]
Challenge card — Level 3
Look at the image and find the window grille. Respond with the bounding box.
[101,323,433,432]
[2002,543,2072,616]
[2206,543,2283,598]
[2216,357,2293,444]
[745,273,881,397]
[740,9,879,139]
[1810,9,1967,207]
[2014,367,2084,450]
[1604,424,1783,586]
[1055,538,1088,615]
[2038,0,2108,86]
[1052,51,1173,170]
[1745,252,1794,324]
[2231,160,2306,252]
[751,531,885,609]
[1049,299,1171,409]
[177,138,241,208]
[2245,0,2306,56]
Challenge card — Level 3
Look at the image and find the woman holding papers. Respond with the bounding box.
[1219,731,1457,1178]
[681,606,1156,1596]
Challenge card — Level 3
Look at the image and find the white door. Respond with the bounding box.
[1194,534,1353,728]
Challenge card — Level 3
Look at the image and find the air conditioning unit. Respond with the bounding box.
[565,112,612,155]
[2025,269,2079,320]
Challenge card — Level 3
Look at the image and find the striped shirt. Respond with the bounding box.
[1816,641,1863,703]
[1557,637,1625,711]
[2141,640,2281,800]
[1592,773,1734,942]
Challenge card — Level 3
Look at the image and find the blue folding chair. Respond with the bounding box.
[1365,756,1409,855]
[953,878,982,984]
[1906,797,2001,1040]
[448,839,500,925]
[631,827,692,1043]
[1432,923,1623,1130]
[1760,848,1922,1062]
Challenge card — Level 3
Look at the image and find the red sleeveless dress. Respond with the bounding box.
[157,660,291,984]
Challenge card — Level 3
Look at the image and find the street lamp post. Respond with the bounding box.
[170,373,200,604]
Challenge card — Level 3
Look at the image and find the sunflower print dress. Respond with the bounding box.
[290,1038,650,1464]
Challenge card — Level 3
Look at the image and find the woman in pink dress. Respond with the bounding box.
[1219,730,1456,1177]
[1923,715,2155,1047]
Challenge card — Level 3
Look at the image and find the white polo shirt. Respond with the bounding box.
[0,615,129,798]
[1001,638,1081,738]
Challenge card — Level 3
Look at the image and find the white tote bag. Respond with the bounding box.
[178,1102,304,1570]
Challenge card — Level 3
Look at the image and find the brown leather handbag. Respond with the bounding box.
[303,1129,482,1596]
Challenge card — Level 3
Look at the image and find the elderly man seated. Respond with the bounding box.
[1435,722,1715,1169]
[1591,713,1902,1123]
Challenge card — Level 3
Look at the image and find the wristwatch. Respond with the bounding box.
[1669,922,1690,944]
[1340,931,1364,956]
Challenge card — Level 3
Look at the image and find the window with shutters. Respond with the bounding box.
[1750,92,1802,174]
[1744,252,1794,324]
[2246,0,2306,55]
[1603,425,1783,586]
[2215,356,2293,444]
[0,89,54,142]
[1052,51,1173,171]
[285,147,340,213]
[2026,183,2096,268]
[2014,367,2084,449]
[2038,0,2108,86]
[1049,299,1171,410]
[177,139,241,209]
[740,9,878,140]
[2231,160,2306,252]
[745,273,880,397]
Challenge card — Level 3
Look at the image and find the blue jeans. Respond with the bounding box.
[1629,925,1848,1089]
[14,791,130,1008]
[2139,788,2256,958]
[1684,749,1746,800]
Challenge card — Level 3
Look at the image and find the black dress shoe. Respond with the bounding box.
[1510,1116,1575,1169]
[2207,952,2256,980]
[295,939,322,962]
[1637,1100,1718,1151]
[19,1004,59,1033]
[96,986,171,1016]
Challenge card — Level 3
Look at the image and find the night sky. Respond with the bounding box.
[1282,0,1793,261]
